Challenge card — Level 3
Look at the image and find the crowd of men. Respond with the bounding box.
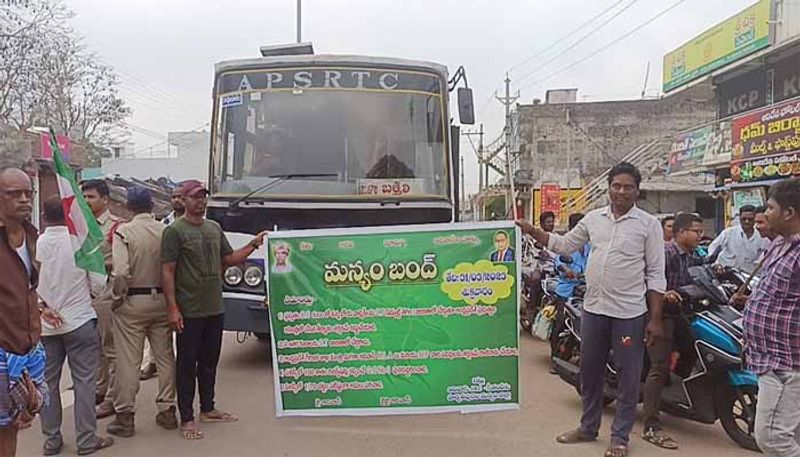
[0,168,265,456]
[2,161,799,457]
[518,163,800,457]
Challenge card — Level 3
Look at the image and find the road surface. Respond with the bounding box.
[17,333,758,457]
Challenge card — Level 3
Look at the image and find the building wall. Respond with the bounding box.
[638,190,718,235]
[775,0,800,45]
[515,82,717,184]
[101,131,209,183]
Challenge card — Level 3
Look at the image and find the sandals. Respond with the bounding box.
[180,421,204,440]
[556,428,597,444]
[643,427,679,449]
[604,444,629,457]
[556,428,631,457]
[180,410,237,439]
[77,436,114,455]
[199,410,239,423]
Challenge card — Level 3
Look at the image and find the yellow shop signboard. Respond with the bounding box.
[663,0,771,92]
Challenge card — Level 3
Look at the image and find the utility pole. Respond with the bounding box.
[461,124,485,192]
[478,123,484,192]
[495,73,520,219]
[566,107,571,191]
[296,0,302,43]
[484,143,489,194]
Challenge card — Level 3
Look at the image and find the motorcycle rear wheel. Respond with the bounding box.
[716,385,760,452]
[554,334,578,363]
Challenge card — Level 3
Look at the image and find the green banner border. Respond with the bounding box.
[266,221,521,417]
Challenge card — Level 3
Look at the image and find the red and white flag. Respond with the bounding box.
[50,131,106,275]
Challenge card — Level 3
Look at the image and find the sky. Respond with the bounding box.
[65,0,758,193]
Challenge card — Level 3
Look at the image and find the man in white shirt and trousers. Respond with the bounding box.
[518,162,666,457]
[708,204,769,274]
[36,196,114,456]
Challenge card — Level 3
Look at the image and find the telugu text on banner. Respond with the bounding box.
[266,222,520,416]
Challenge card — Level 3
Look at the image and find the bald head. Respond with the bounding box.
[0,167,34,223]
[0,167,30,184]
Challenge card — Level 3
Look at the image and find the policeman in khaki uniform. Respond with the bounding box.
[106,188,177,437]
[81,179,123,418]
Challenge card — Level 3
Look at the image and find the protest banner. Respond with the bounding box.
[267,222,520,416]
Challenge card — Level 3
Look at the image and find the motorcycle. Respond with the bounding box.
[531,274,562,340]
[550,275,585,361]
[520,234,556,331]
[551,263,760,452]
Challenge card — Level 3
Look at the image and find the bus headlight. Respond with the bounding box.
[244,266,263,287]
[224,266,243,286]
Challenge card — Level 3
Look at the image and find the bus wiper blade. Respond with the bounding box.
[228,173,338,208]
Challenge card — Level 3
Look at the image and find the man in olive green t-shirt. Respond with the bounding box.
[161,180,266,440]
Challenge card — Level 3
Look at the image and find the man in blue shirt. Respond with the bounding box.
[554,242,591,300]
[550,214,590,366]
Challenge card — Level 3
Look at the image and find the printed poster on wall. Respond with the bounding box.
[732,188,765,214]
[540,184,561,218]
[667,126,712,174]
[668,120,734,173]
[266,222,520,416]
[702,120,733,167]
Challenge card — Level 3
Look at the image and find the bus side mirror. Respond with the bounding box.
[457,88,475,125]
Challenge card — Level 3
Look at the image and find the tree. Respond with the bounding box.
[1,0,69,120]
[34,34,131,166]
[0,122,29,169]
[0,0,129,167]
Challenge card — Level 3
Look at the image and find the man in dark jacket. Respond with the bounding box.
[0,167,46,457]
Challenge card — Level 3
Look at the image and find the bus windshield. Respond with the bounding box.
[211,81,448,200]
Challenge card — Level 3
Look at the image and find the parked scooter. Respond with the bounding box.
[530,273,563,340]
[551,263,760,452]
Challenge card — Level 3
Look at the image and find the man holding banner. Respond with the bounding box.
[161,180,266,440]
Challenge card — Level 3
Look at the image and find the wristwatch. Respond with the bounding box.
[249,238,262,249]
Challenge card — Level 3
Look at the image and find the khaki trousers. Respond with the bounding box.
[112,293,176,414]
[93,285,117,402]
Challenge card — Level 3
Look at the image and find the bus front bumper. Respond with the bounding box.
[222,292,270,334]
